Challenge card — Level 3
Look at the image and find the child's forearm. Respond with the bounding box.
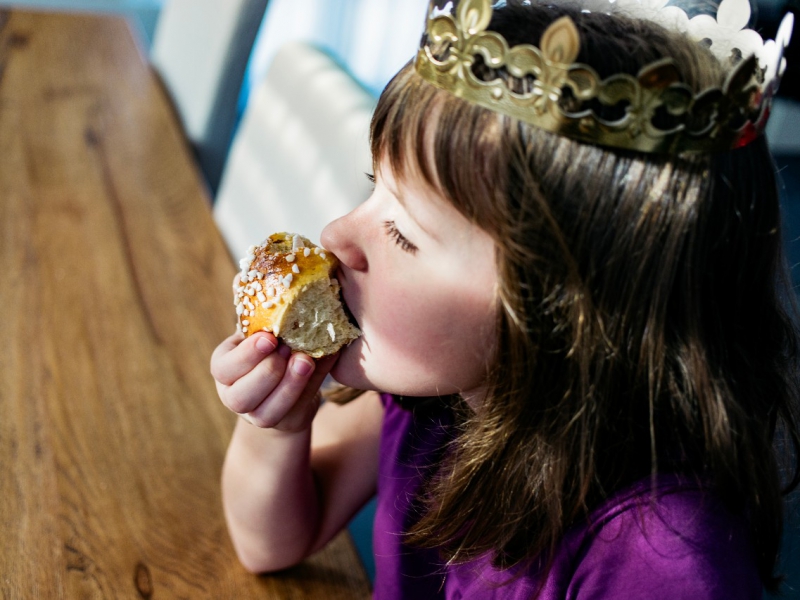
[221,418,319,573]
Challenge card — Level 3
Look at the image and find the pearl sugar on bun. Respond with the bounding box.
[234,233,361,358]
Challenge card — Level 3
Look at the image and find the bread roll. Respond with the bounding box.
[234,233,361,358]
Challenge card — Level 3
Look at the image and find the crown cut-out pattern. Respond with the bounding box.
[415,0,794,154]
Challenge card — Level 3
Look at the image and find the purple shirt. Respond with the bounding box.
[373,394,762,599]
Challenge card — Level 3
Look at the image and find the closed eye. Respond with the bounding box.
[384,220,418,254]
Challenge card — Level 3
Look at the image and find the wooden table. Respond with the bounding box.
[0,9,371,598]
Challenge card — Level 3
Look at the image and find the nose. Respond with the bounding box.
[321,209,368,271]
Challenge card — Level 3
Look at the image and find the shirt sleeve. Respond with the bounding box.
[566,490,763,600]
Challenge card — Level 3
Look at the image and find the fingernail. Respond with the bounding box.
[255,336,276,354]
[292,357,314,377]
[278,345,292,360]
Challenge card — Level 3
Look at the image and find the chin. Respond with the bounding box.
[329,339,371,390]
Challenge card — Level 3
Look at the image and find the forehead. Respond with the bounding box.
[371,65,508,236]
[373,88,443,190]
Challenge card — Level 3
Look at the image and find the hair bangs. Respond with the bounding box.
[370,63,510,230]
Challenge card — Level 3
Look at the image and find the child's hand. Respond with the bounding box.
[210,332,337,433]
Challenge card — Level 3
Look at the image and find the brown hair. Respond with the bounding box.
[369,1,800,593]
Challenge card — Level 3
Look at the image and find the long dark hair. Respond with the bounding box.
[369,1,800,592]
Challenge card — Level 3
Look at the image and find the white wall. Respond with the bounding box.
[244,0,429,100]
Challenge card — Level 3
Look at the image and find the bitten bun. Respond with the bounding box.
[234,233,361,358]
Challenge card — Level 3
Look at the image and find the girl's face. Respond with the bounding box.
[320,159,498,403]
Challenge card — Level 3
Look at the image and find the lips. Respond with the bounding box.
[341,295,360,330]
[336,269,361,331]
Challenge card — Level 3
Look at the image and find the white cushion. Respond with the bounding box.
[214,41,377,261]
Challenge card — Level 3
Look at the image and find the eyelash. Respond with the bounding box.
[366,173,418,254]
[384,220,418,254]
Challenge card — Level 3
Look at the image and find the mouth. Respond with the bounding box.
[343,301,360,331]
[335,270,361,331]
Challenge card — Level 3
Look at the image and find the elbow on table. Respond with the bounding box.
[232,540,310,575]
[223,503,322,574]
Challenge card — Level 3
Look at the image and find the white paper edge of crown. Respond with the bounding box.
[472,0,795,88]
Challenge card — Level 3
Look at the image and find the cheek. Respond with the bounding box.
[347,272,496,394]
[378,289,489,354]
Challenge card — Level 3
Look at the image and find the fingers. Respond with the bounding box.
[245,352,320,428]
[271,354,339,432]
[211,329,339,431]
[252,354,339,432]
[218,347,293,414]
[211,332,278,386]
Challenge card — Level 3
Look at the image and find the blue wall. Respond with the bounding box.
[0,0,161,45]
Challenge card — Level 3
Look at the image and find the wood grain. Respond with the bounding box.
[0,10,371,598]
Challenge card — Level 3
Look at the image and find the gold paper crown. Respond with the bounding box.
[414,0,795,154]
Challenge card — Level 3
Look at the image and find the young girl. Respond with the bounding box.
[211,0,800,597]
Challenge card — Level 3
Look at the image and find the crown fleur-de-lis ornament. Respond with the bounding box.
[415,0,795,154]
